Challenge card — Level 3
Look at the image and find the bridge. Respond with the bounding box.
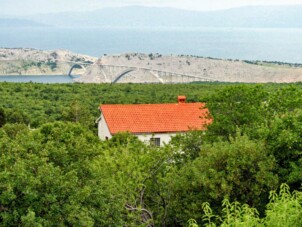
[82,64,219,84]
[54,60,94,78]
[0,59,218,83]
[0,59,94,78]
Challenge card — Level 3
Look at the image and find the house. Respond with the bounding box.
[97,96,211,146]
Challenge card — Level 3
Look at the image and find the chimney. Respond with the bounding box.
[178,96,186,103]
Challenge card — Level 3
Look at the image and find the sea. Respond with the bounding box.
[0,75,74,83]
[1,27,302,83]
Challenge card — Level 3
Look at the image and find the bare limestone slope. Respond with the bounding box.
[1,49,301,83]
[0,48,97,75]
[76,53,302,83]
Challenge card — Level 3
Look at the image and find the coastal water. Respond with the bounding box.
[0,75,74,83]
[1,27,302,63]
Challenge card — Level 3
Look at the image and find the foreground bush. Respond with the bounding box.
[188,184,302,227]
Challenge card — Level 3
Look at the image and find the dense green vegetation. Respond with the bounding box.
[0,82,301,226]
[0,83,225,129]
[189,183,302,227]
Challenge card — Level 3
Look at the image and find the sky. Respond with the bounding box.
[1,0,302,16]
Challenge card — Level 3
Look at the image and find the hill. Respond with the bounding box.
[0,48,97,75]
[76,53,302,83]
[1,49,302,83]
[0,18,48,27]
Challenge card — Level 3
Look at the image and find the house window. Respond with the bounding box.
[150,138,160,147]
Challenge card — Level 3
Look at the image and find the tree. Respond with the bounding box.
[195,184,302,227]
[5,109,30,125]
[169,130,205,164]
[267,85,302,115]
[164,133,278,225]
[93,133,172,226]
[265,110,302,190]
[0,108,5,127]
[61,100,94,128]
[0,122,173,226]
[204,85,269,141]
[0,122,118,225]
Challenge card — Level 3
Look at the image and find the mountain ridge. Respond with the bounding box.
[0,18,49,27]
[21,5,302,28]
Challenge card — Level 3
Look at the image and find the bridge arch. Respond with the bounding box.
[112,68,165,84]
[68,64,86,78]
[112,68,136,83]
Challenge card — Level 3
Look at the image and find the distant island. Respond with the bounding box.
[0,18,49,27]
[1,48,302,83]
[1,5,302,28]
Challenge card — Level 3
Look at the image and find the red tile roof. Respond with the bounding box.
[100,102,211,135]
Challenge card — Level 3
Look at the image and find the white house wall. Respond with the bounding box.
[98,113,112,140]
[98,115,179,146]
[137,133,178,146]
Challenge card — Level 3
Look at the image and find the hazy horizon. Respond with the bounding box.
[1,0,302,16]
[1,0,302,64]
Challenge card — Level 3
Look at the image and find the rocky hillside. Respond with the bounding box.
[0,48,97,75]
[76,53,302,83]
[1,49,302,83]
